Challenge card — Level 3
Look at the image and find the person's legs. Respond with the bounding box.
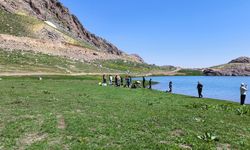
[198,89,202,98]
[241,95,246,105]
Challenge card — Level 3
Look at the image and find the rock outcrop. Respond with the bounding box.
[203,57,250,76]
[0,0,125,56]
[229,57,250,64]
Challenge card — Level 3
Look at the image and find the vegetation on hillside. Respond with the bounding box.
[0,49,112,73]
[96,59,176,75]
[177,69,204,76]
[0,76,249,149]
[0,49,179,75]
[0,9,40,37]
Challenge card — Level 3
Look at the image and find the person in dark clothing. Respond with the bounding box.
[142,76,146,88]
[197,82,203,98]
[125,76,130,88]
[115,75,118,86]
[129,76,132,86]
[169,81,173,93]
[149,79,152,89]
[102,74,106,84]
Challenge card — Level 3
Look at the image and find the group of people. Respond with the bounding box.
[102,74,134,88]
[101,75,153,89]
[101,75,248,105]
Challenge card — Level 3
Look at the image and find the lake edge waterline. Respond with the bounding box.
[134,76,250,104]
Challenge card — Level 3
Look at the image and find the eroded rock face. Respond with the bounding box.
[0,0,124,55]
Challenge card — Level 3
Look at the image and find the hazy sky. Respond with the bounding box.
[59,0,250,68]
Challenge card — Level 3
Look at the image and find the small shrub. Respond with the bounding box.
[236,106,250,116]
[198,132,219,142]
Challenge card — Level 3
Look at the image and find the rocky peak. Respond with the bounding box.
[0,0,124,55]
[229,57,250,64]
[130,54,145,63]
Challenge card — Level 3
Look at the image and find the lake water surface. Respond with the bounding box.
[134,76,250,104]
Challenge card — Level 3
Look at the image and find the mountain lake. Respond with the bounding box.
[134,76,250,104]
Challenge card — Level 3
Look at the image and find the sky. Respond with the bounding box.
[59,0,250,68]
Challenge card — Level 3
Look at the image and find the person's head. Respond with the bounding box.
[241,83,245,86]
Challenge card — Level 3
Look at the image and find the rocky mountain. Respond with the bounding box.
[203,57,250,76]
[0,0,143,63]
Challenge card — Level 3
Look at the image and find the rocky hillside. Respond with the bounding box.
[0,0,144,64]
[203,57,250,76]
[0,0,123,55]
[0,0,181,75]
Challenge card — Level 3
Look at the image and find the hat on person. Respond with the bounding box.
[241,83,245,86]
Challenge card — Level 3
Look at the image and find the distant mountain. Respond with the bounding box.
[203,57,250,76]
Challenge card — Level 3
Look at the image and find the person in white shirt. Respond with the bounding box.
[240,83,248,105]
[109,75,113,85]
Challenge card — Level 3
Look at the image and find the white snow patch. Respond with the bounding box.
[44,21,57,29]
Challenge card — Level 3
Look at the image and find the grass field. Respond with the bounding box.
[0,76,250,149]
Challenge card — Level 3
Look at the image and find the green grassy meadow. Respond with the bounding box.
[0,49,178,75]
[0,76,250,149]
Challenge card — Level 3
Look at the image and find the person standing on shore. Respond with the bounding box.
[125,76,130,87]
[121,76,124,86]
[149,79,152,89]
[169,81,173,93]
[109,75,113,85]
[240,83,248,105]
[197,82,203,98]
[115,75,118,86]
[142,76,146,88]
[102,74,107,86]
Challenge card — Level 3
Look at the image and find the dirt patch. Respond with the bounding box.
[171,129,185,137]
[17,133,47,150]
[159,141,171,145]
[57,115,66,130]
[217,143,231,150]
[179,144,192,149]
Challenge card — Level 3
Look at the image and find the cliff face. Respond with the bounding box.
[0,0,123,55]
[203,57,250,76]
